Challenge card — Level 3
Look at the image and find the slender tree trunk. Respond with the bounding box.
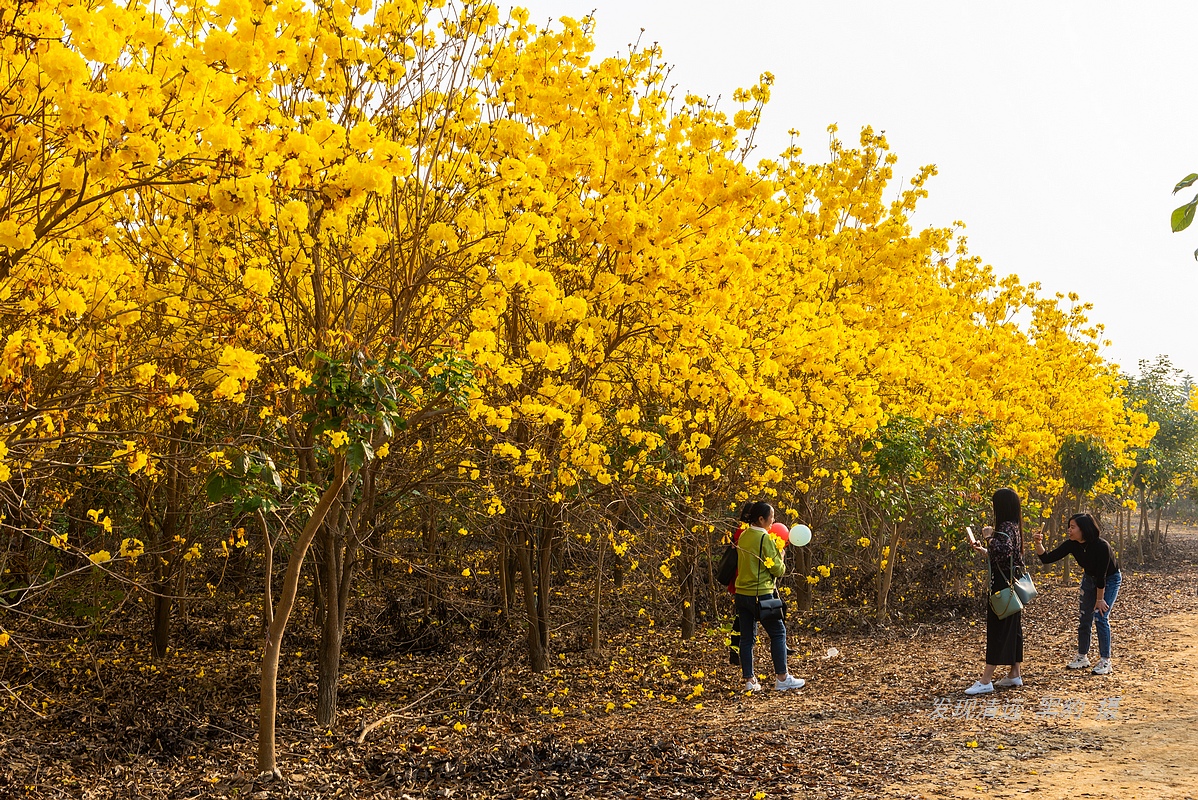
[310,557,325,629]
[591,527,604,653]
[315,467,367,729]
[422,502,439,616]
[875,521,901,624]
[1138,490,1148,564]
[311,437,383,731]
[259,457,347,777]
[258,509,274,635]
[679,523,696,640]
[535,508,552,657]
[706,532,721,627]
[515,527,545,671]
[316,588,343,728]
[504,544,518,611]
[1062,493,1081,584]
[315,517,344,728]
[1114,507,1121,556]
[497,538,510,614]
[151,584,172,659]
[368,521,385,582]
[793,545,812,611]
[1152,506,1163,559]
[611,511,626,590]
[793,493,817,612]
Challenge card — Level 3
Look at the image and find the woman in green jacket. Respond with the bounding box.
[734,501,805,692]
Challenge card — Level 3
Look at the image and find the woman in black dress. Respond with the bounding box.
[966,487,1025,695]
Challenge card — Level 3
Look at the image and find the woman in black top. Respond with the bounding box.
[1034,513,1122,675]
[965,488,1025,695]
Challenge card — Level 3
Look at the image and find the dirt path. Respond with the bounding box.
[5,533,1197,799]
[901,609,1198,800]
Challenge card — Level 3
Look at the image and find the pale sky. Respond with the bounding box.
[513,0,1198,380]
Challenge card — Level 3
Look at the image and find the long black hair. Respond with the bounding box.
[1070,513,1101,542]
[993,487,1021,530]
[744,501,774,528]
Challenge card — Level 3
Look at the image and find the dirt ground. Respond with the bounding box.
[894,531,1198,800]
[2,529,1197,799]
[899,610,1198,800]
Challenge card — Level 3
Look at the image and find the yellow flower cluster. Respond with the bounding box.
[0,0,1157,664]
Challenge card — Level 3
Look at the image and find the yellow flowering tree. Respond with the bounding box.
[0,0,1168,781]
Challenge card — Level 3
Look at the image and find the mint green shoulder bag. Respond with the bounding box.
[988,543,1025,620]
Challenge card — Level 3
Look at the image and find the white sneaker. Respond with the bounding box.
[1066,653,1091,670]
[745,678,763,692]
[1091,658,1112,675]
[995,676,1023,688]
[965,681,994,696]
[775,675,806,691]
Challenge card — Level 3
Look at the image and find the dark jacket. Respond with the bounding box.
[1037,537,1120,588]
[987,520,1025,590]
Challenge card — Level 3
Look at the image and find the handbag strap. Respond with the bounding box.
[986,526,1019,587]
[755,528,778,597]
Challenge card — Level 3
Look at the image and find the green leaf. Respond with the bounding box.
[260,465,283,492]
[235,495,281,515]
[346,440,374,471]
[1174,174,1198,194]
[206,474,237,503]
[1171,196,1198,233]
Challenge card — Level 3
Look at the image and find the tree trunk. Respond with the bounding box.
[258,509,275,636]
[706,533,722,628]
[515,529,546,671]
[315,466,368,729]
[1063,493,1081,584]
[315,514,344,728]
[150,426,189,659]
[679,527,696,640]
[1138,490,1148,564]
[613,504,633,590]
[793,493,818,613]
[497,538,511,614]
[310,557,325,629]
[151,586,172,659]
[1152,506,1163,559]
[1116,507,1125,559]
[504,544,518,611]
[535,507,553,658]
[591,528,604,653]
[316,586,343,728]
[259,457,348,777]
[422,502,439,616]
[875,521,901,625]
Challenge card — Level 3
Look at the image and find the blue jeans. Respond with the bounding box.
[734,593,788,679]
[1078,571,1121,659]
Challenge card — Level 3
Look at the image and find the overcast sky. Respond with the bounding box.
[513,0,1198,380]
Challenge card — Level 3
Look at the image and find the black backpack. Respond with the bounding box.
[715,542,738,586]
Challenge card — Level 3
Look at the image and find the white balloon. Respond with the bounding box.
[789,523,812,547]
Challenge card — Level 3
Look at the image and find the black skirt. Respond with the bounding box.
[985,603,1023,665]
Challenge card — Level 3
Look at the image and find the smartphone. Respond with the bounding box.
[966,526,978,546]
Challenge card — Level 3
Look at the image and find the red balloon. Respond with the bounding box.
[769,522,790,543]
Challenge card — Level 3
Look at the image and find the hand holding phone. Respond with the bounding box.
[966,526,978,546]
